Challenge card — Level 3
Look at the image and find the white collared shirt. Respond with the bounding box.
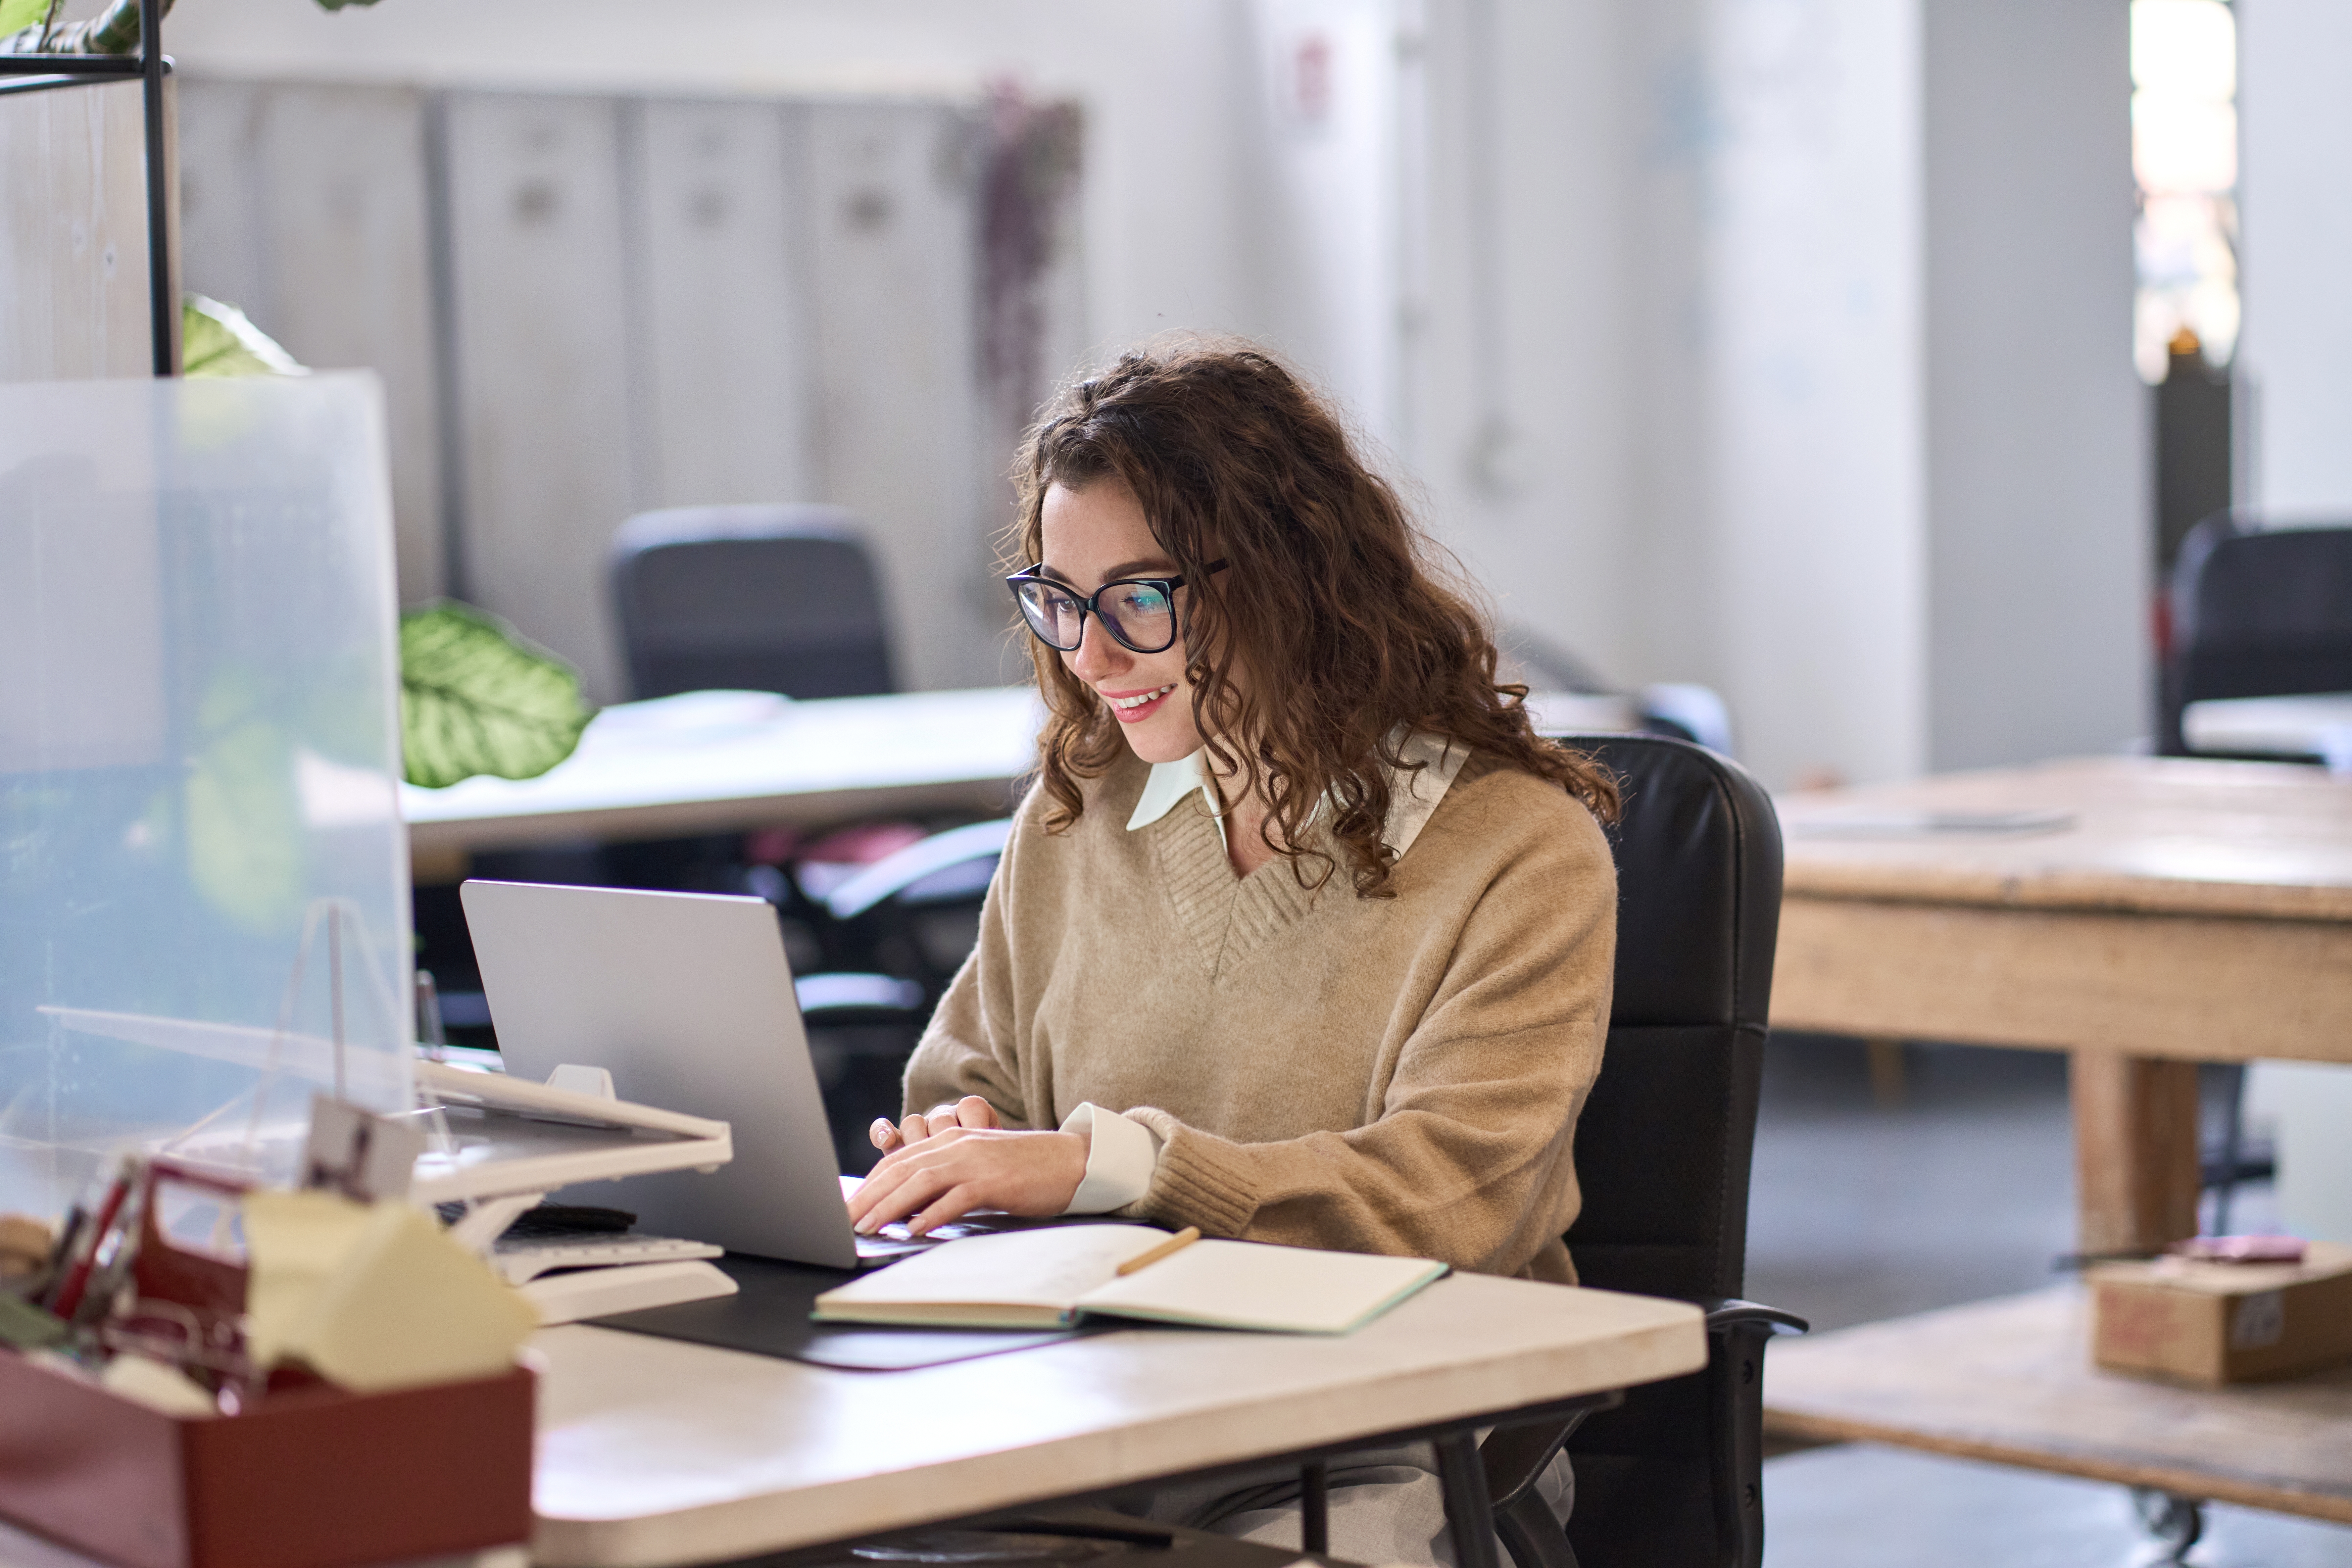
[1057,731,1470,1213]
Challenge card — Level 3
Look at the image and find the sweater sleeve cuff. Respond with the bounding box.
[1057,1103,1163,1214]
[1124,1107,1260,1237]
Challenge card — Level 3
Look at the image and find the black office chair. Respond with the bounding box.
[2159,516,2352,758]
[1483,733,1804,1568]
[2154,519,2352,1227]
[610,504,897,701]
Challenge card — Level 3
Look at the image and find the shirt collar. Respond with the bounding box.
[1125,729,1469,863]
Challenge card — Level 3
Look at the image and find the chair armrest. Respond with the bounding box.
[823,819,1013,920]
[1696,1297,1805,1568]
[1698,1298,1810,1338]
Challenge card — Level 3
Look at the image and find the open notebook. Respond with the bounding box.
[810,1225,1448,1333]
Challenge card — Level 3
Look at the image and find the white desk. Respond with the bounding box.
[528,1273,1705,1568]
[403,688,1042,867]
[398,687,1646,875]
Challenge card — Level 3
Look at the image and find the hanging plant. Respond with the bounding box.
[398,604,593,791]
[1,0,373,54]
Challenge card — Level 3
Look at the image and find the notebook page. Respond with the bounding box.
[814,1225,1170,1313]
[1076,1239,1448,1333]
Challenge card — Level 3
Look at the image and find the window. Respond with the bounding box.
[2132,0,2239,382]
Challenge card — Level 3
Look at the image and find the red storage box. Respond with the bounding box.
[0,1351,534,1568]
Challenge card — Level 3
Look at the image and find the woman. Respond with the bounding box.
[848,340,1617,1561]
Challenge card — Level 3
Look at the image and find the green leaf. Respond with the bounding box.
[0,0,50,39]
[185,671,307,932]
[182,294,307,378]
[400,603,593,790]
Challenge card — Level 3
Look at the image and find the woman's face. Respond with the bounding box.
[1036,480,1206,765]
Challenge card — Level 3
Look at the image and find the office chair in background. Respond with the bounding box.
[2157,516,2352,1229]
[1484,732,1804,1568]
[2159,514,2352,761]
[610,503,898,701]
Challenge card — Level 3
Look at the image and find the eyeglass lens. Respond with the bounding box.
[1014,579,1177,653]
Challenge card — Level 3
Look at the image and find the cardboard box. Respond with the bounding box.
[2090,1240,2352,1386]
[0,1353,534,1568]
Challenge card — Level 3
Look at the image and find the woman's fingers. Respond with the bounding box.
[908,1183,983,1236]
[956,1095,1000,1130]
[846,1156,912,1227]
[858,1164,956,1234]
[850,1129,1087,1233]
[870,1118,902,1153]
[899,1113,929,1148]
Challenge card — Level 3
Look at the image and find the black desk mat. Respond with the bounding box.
[589,1253,1102,1371]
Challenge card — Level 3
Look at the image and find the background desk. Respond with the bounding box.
[528,1273,1702,1568]
[1771,755,2352,1255]
[400,686,1642,876]
[403,688,1042,872]
[1765,1288,2352,1526]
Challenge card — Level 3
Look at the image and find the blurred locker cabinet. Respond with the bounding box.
[630,98,819,513]
[0,80,156,381]
[176,81,445,603]
[807,102,990,693]
[173,83,1077,702]
[441,93,637,702]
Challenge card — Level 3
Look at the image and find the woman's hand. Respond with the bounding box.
[848,1124,1087,1235]
[870,1094,1002,1157]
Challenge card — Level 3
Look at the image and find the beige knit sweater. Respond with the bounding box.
[902,748,1617,1282]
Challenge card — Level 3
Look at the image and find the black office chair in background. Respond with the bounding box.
[2159,515,2352,760]
[2156,517,2352,1226]
[1483,733,1804,1568]
[610,503,898,701]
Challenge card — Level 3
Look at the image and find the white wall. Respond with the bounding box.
[1411,0,1640,691]
[1682,0,1928,788]
[1923,0,2147,771]
[2238,0,2352,517]
[1242,0,1411,449]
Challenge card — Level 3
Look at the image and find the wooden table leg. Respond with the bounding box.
[2071,1051,2202,1254]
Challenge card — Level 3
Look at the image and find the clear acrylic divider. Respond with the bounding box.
[0,373,411,1220]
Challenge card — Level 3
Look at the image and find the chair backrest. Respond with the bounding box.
[2163,518,2352,751]
[610,504,896,701]
[1555,733,1783,1568]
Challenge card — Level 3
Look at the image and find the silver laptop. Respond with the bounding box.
[460,879,865,1268]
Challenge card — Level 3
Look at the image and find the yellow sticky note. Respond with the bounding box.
[286,1202,537,1394]
[241,1189,375,1371]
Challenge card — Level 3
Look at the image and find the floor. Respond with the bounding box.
[1747,1035,2349,1568]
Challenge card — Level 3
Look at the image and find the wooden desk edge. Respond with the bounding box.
[1770,894,2352,1066]
[529,1309,1708,1568]
[1781,867,2352,925]
[1759,1404,2352,1525]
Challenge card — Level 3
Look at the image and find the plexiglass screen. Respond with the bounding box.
[0,374,411,1220]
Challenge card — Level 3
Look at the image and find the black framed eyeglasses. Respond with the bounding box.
[1005,560,1228,655]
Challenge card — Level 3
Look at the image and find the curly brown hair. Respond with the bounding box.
[1011,338,1618,897]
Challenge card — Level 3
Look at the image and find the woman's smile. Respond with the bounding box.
[1103,683,1178,721]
